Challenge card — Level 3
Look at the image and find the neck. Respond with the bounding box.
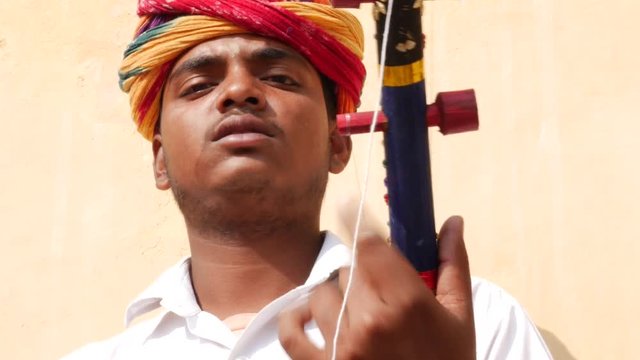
[187,217,323,319]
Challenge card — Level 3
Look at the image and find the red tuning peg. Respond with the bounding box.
[337,89,479,136]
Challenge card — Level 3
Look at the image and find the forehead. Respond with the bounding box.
[170,34,314,75]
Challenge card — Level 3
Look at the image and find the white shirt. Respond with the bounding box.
[63,232,551,360]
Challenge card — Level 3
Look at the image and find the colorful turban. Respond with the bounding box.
[119,0,366,140]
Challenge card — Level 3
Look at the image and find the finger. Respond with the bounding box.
[331,265,394,336]
[279,302,323,360]
[330,245,391,303]
[435,216,474,321]
[334,267,351,297]
[309,279,348,345]
[310,269,382,358]
[354,235,428,301]
[336,200,420,303]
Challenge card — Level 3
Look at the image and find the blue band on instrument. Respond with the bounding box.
[383,82,438,272]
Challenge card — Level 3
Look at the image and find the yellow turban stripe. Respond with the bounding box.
[119,2,365,140]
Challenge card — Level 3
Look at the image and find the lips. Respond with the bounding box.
[211,114,276,142]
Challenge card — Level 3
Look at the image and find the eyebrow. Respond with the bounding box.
[169,46,311,82]
[248,46,307,65]
[168,55,223,82]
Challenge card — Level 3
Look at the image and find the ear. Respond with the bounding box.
[152,134,171,190]
[328,123,352,174]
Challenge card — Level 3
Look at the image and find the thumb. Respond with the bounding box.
[435,216,474,321]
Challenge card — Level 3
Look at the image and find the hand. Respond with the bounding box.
[278,216,475,359]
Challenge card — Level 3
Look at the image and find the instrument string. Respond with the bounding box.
[330,1,395,359]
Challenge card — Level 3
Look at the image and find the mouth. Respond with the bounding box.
[211,114,277,143]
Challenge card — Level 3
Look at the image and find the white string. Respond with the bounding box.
[330,1,395,359]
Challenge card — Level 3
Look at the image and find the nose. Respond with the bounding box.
[215,67,266,113]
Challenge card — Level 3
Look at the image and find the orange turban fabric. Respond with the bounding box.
[119,0,366,140]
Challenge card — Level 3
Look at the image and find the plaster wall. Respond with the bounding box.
[1,1,638,359]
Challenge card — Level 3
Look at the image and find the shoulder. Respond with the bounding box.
[471,277,552,360]
[61,314,165,360]
[61,340,116,360]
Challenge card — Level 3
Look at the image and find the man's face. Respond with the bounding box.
[153,35,350,226]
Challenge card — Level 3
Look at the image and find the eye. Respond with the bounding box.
[262,74,298,86]
[180,80,217,97]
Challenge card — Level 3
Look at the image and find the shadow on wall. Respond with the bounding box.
[538,327,577,360]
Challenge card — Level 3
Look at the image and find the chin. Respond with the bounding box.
[216,175,273,195]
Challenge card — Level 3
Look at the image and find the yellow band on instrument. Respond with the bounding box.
[382,60,424,87]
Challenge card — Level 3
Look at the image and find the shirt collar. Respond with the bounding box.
[303,231,351,285]
[124,256,199,327]
[124,231,351,327]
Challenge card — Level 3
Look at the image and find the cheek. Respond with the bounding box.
[160,108,209,179]
[283,97,331,164]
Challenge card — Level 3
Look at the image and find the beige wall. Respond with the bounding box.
[1,1,638,359]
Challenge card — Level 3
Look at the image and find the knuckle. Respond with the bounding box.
[358,310,392,338]
[338,267,350,280]
[357,236,386,252]
[408,294,430,314]
[311,281,333,298]
[277,315,295,349]
[338,341,367,360]
[278,330,296,351]
[397,288,430,315]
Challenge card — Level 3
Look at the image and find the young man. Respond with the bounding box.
[66,0,550,358]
